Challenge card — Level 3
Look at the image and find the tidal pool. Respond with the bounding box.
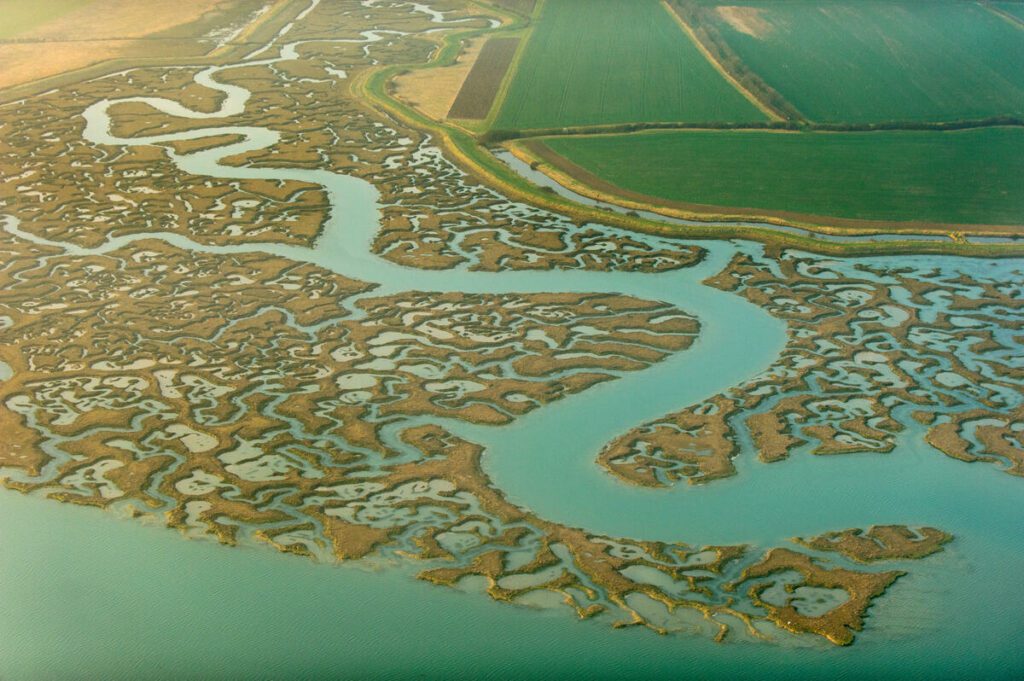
[1,3,1022,676]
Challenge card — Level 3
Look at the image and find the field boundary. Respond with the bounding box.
[362,43,1024,258]
[480,114,1024,144]
[448,37,521,119]
[981,1,1024,29]
[661,0,787,123]
[511,134,1024,236]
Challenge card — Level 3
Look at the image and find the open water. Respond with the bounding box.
[1,10,1022,679]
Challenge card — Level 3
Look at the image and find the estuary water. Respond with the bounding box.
[2,462,1023,680]
[1,15,1023,680]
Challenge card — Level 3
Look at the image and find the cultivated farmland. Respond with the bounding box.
[993,2,1024,23]
[492,0,766,131]
[540,128,1024,227]
[448,37,521,120]
[700,0,1024,123]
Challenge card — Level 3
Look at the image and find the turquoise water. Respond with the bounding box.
[1,13,1023,679]
[2,486,1022,680]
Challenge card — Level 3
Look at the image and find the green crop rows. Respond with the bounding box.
[543,127,1024,226]
[493,0,766,131]
[703,0,1024,123]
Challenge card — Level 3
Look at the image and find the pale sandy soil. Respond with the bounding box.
[0,0,255,89]
[715,6,774,39]
[392,37,485,121]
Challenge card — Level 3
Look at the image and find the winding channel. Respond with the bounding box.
[3,21,789,541]
[4,9,1019,551]
[4,7,1024,678]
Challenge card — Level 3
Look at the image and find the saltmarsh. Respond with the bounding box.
[540,127,1024,227]
[492,0,766,131]
[702,0,1024,123]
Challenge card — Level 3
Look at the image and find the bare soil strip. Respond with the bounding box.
[394,38,486,121]
[447,37,520,120]
[714,5,773,38]
[663,0,800,122]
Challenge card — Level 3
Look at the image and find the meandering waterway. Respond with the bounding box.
[1,5,1023,678]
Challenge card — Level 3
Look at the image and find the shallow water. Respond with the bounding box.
[1,9,1023,679]
[2,485,1023,680]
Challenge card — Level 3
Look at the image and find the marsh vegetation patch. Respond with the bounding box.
[0,0,270,90]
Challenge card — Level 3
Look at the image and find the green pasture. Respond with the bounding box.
[702,0,1024,123]
[0,0,95,39]
[492,0,766,131]
[542,127,1024,226]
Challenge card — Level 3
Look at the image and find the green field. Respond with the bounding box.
[0,0,93,38]
[702,0,1024,123]
[541,127,1024,226]
[493,0,766,131]
[994,2,1024,23]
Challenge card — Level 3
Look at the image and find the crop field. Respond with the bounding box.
[395,38,488,121]
[701,0,1024,123]
[540,127,1024,227]
[993,2,1024,23]
[448,38,520,120]
[492,0,766,131]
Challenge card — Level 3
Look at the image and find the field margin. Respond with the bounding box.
[511,131,1024,238]
[360,32,1024,258]
[661,0,790,122]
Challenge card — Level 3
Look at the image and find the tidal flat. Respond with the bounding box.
[0,0,1022,677]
